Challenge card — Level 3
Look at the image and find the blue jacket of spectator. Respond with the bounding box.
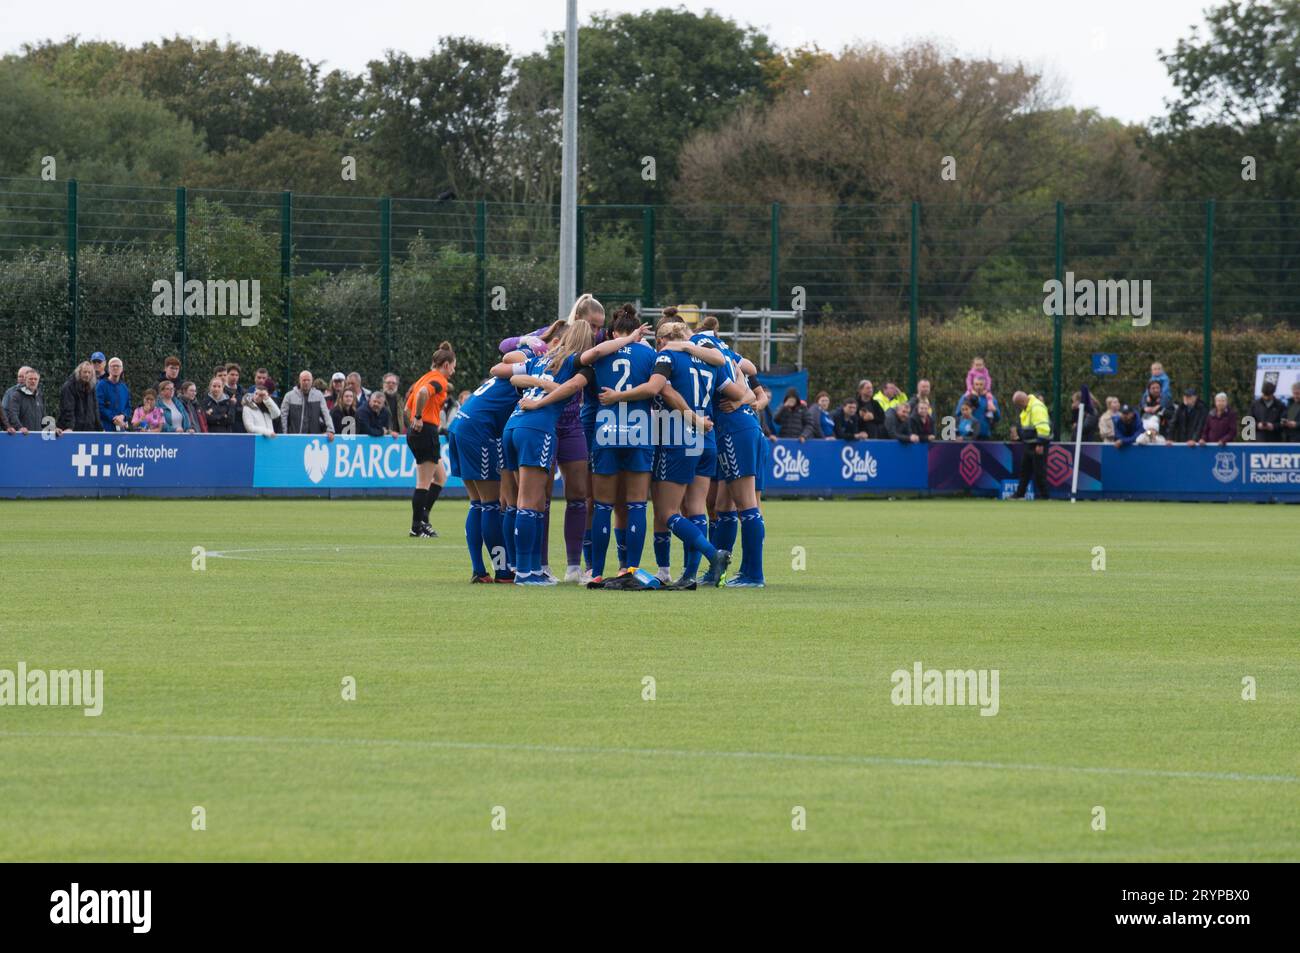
[1112,412,1141,445]
[1150,371,1171,404]
[956,393,1001,438]
[818,408,835,437]
[158,398,190,433]
[96,377,130,431]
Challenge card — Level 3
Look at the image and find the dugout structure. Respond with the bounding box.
[636,304,804,372]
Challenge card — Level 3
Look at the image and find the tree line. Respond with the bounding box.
[2,0,1298,384]
[3,3,1298,206]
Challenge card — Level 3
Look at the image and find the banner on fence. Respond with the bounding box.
[764,438,929,493]
[0,433,252,493]
[1101,443,1300,499]
[1254,354,1300,398]
[252,434,462,489]
[5,434,1297,500]
[927,442,1103,496]
[1091,353,1119,375]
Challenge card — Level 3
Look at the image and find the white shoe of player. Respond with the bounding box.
[540,566,560,584]
[564,565,583,583]
[654,568,672,585]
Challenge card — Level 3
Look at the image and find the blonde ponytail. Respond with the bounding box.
[546,319,595,373]
[564,293,603,326]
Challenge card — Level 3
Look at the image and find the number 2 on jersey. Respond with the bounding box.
[612,358,631,392]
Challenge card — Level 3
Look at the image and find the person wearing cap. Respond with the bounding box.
[326,372,346,410]
[1283,381,1300,443]
[1136,415,1166,445]
[1111,404,1142,447]
[90,352,107,380]
[1009,390,1052,499]
[1166,387,1208,446]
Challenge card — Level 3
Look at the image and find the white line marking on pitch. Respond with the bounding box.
[0,730,1294,784]
[206,545,427,561]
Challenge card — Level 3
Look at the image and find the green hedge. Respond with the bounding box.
[4,196,1296,420]
[1,235,562,401]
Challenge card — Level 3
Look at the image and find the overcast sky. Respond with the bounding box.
[1,0,1214,124]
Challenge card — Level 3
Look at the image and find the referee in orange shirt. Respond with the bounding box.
[405,341,457,537]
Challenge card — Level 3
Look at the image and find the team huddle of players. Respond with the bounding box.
[430,295,769,589]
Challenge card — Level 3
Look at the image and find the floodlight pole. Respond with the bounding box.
[558,0,579,318]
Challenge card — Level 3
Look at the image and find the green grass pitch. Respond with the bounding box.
[1,497,1295,861]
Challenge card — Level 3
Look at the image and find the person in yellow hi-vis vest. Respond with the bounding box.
[873,381,908,415]
[1009,390,1052,499]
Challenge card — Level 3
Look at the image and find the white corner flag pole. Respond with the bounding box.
[557,0,579,318]
[1070,398,1085,502]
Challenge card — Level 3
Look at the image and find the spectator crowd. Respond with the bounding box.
[0,353,470,439]
[763,357,1300,447]
[4,351,1298,447]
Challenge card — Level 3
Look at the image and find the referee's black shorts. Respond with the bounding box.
[406,425,440,464]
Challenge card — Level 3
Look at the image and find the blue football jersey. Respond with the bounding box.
[457,345,538,433]
[595,342,657,415]
[709,348,761,435]
[652,348,732,447]
[505,354,585,432]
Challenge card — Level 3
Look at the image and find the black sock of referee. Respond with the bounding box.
[411,488,427,529]
[422,482,443,523]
